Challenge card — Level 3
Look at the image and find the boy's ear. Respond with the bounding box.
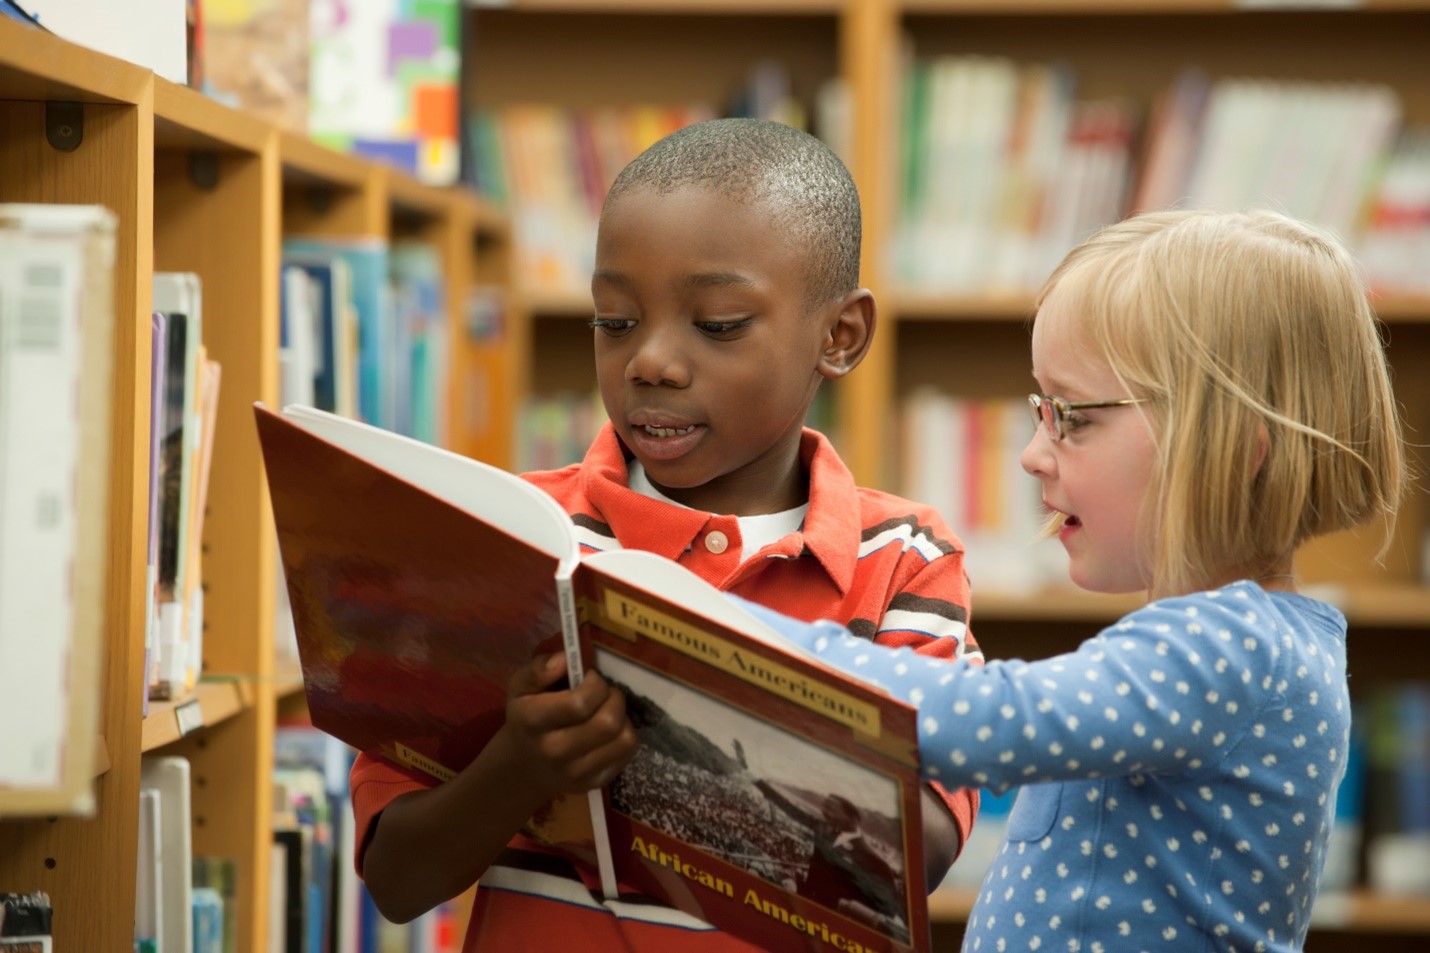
[817,289,876,380]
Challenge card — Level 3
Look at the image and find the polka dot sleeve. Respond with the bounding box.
[737,583,1298,791]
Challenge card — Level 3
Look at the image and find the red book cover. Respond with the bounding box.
[255,404,930,952]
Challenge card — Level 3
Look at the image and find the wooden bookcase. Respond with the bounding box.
[464,0,1430,947]
[0,16,511,952]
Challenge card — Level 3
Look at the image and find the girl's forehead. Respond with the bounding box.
[1032,296,1118,392]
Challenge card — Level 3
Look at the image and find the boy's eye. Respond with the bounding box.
[590,316,635,335]
[694,317,754,336]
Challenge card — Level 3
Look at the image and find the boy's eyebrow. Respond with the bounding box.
[590,269,758,291]
[683,270,758,291]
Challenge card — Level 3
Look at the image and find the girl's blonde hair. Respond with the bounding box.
[1038,209,1406,596]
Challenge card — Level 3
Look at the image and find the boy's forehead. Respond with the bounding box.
[603,182,781,226]
[598,185,808,267]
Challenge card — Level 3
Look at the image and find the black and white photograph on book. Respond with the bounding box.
[598,648,912,942]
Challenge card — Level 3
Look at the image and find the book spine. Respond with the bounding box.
[555,571,618,900]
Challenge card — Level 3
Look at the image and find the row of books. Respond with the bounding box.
[4,1,461,186]
[271,724,460,953]
[280,239,450,444]
[274,236,452,676]
[894,56,1421,295]
[467,103,716,293]
[147,272,221,705]
[1359,683,1430,897]
[464,61,848,296]
[899,392,1065,593]
[894,57,1135,294]
[134,754,226,953]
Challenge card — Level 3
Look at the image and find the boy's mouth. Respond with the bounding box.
[627,419,705,462]
[641,424,696,438]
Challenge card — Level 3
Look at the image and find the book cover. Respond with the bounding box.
[202,0,309,133]
[254,403,931,953]
[0,204,114,817]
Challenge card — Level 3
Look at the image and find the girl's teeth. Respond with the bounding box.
[644,425,694,437]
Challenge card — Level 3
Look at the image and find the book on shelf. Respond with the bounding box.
[254,403,932,953]
[201,0,308,133]
[0,204,115,817]
[152,271,223,702]
[0,891,52,952]
[134,787,162,953]
[139,755,193,953]
[22,0,187,84]
[282,238,388,428]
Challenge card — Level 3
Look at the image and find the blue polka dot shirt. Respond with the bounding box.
[739,582,1350,953]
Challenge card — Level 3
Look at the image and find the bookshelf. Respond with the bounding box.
[463,0,1430,945]
[0,15,512,952]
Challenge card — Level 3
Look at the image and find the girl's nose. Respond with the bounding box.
[1020,425,1055,479]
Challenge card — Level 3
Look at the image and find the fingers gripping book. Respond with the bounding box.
[254,403,931,953]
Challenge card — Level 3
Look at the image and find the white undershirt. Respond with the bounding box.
[626,461,808,563]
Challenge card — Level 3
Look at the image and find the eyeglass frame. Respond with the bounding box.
[1027,393,1150,442]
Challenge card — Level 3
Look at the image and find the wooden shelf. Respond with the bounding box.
[0,15,148,104]
[899,0,1430,13]
[154,79,271,153]
[279,129,376,191]
[522,285,595,316]
[892,292,1038,321]
[275,668,306,701]
[890,291,1430,324]
[500,0,842,12]
[141,680,253,753]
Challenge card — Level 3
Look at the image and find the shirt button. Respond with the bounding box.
[705,531,729,554]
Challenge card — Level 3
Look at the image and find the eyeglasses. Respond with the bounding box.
[1027,393,1150,442]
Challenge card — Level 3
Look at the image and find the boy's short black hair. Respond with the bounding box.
[605,117,862,309]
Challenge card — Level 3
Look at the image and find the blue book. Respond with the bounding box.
[283,238,391,428]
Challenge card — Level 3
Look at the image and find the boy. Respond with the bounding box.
[351,118,981,950]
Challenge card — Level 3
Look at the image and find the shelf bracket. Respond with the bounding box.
[189,151,220,191]
[44,102,83,153]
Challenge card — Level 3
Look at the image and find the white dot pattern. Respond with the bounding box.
[762,582,1350,952]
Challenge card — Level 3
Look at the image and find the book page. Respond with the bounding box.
[280,404,579,570]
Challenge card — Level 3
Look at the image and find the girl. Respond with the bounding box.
[749,209,1406,952]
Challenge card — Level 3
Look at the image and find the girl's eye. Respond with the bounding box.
[590,316,634,335]
[1063,412,1092,433]
[695,317,754,336]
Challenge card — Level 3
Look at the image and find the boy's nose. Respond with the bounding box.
[626,330,690,387]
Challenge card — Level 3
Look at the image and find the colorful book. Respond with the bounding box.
[254,403,931,953]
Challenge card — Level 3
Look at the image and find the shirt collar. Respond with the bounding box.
[579,423,861,594]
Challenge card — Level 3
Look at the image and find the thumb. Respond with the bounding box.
[508,651,569,698]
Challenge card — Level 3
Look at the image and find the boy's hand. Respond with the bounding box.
[500,652,639,797]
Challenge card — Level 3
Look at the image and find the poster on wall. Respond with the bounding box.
[309,0,461,186]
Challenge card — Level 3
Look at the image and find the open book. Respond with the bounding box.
[254,403,931,953]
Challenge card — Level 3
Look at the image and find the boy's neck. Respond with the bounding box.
[624,448,809,516]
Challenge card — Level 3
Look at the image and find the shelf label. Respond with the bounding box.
[174,698,205,737]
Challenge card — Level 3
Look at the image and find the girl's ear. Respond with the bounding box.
[818,289,877,380]
[1253,423,1270,476]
